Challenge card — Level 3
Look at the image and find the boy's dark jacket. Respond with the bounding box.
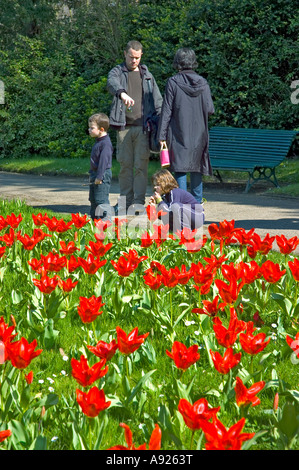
[90,134,113,181]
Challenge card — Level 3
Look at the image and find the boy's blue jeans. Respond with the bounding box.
[175,172,203,204]
[89,168,112,220]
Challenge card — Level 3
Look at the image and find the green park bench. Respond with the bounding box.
[209,126,298,192]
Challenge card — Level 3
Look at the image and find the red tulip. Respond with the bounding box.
[32,274,59,294]
[176,264,193,285]
[200,416,255,450]
[5,212,22,228]
[140,231,154,248]
[17,231,42,250]
[253,311,264,327]
[166,341,200,370]
[233,227,256,247]
[175,227,201,245]
[286,332,299,359]
[71,213,90,228]
[94,218,112,240]
[0,227,16,247]
[112,217,128,240]
[191,262,215,295]
[275,234,299,255]
[208,219,237,240]
[239,260,262,286]
[78,254,107,274]
[59,240,80,256]
[152,223,170,247]
[185,236,207,253]
[239,321,270,355]
[0,246,6,258]
[210,347,242,374]
[255,233,276,254]
[109,422,161,450]
[25,371,34,385]
[87,339,118,361]
[260,260,286,283]
[0,316,17,344]
[116,326,149,355]
[146,204,167,222]
[0,215,9,231]
[111,249,147,277]
[208,219,239,252]
[0,429,12,443]
[77,295,105,323]
[235,376,265,408]
[273,392,279,411]
[71,354,108,387]
[215,276,242,306]
[32,212,47,226]
[76,386,111,418]
[67,255,80,273]
[288,258,299,282]
[85,240,113,257]
[178,398,220,431]
[46,217,73,233]
[6,337,42,369]
[203,253,228,271]
[28,257,44,274]
[212,308,246,348]
[161,267,179,288]
[221,262,239,281]
[143,271,163,290]
[0,316,17,363]
[247,233,275,258]
[145,260,166,275]
[41,252,67,272]
[57,277,78,292]
[221,261,261,287]
[192,295,222,317]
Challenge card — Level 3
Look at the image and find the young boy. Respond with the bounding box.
[88,113,113,221]
[149,169,204,232]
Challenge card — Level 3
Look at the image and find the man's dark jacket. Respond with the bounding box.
[107,63,163,131]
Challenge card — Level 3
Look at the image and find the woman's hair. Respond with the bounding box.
[152,169,178,194]
[172,47,198,71]
[88,113,110,132]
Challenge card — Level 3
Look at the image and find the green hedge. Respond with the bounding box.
[0,0,297,160]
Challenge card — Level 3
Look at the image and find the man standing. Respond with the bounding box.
[107,40,163,215]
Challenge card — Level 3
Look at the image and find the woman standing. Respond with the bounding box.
[158,48,214,203]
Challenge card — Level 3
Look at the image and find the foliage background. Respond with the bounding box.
[0,0,298,160]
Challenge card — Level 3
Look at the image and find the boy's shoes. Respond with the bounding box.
[113,204,119,216]
[112,204,126,217]
[127,204,146,216]
[133,206,146,216]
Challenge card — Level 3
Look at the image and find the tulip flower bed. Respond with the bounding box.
[1,198,299,451]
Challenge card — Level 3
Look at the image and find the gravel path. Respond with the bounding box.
[1,171,298,253]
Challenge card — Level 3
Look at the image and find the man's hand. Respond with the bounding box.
[95,179,102,185]
[120,92,135,109]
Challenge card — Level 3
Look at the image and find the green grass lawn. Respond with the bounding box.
[0,155,161,182]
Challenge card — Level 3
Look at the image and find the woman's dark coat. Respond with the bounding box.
[158,70,214,175]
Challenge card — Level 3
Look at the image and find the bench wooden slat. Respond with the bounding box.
[209,126,297,192]
[210,147,291,155]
